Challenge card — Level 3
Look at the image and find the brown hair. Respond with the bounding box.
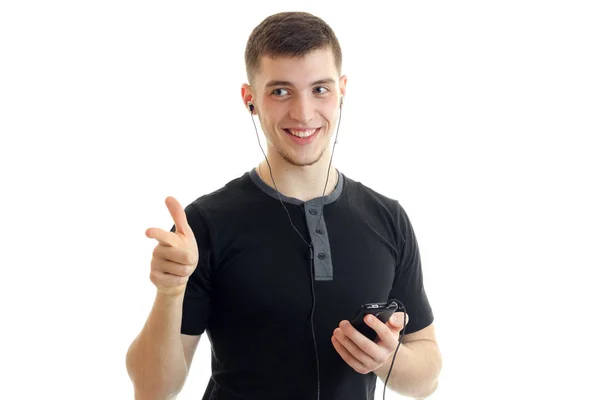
[244,12,343,85]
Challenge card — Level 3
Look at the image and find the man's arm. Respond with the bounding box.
[374,323,442,399]
[126,293,190,400]
[127,196,205,399]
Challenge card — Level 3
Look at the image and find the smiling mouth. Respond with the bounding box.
[284,128,321,138]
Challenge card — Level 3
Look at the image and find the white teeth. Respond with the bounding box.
[288,128,317,138]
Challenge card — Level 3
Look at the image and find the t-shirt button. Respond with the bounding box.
[318,252,326,260]
[316,229,323,234]
[309,209,318,215]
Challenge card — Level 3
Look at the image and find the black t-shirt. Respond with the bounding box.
[170,169,434,400]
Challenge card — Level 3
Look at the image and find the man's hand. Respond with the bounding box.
[331,312,409,374]
[145,196,199,297]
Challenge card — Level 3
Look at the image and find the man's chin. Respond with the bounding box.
[269,139,330,167]
[282,150,328,167]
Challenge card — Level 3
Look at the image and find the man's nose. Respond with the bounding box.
[288,95,314,123]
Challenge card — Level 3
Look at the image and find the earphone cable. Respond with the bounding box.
[383,300,407,400]
[251,102,404,400]
[249,103,343,400]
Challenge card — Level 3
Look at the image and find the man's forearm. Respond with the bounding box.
[126,293,189,400]
[374,340,442,399]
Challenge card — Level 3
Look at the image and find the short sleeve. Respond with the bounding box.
[388,202,434,334]
[169,202,213,336]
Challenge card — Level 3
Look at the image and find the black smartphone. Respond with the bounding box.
[350,300,399,341]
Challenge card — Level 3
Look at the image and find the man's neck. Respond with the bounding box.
[257,156,339,202]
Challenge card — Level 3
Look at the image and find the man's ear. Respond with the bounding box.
[339,74,348,98]
[241,83,254,112]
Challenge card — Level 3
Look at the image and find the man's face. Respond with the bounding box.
[246,48,347,167]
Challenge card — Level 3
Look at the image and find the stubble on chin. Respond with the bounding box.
[274,141,328,167]
[267,127,331,167]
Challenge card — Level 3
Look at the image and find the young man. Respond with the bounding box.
[126,11,442,400]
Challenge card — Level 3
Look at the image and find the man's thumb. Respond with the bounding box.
[391,313,409,328]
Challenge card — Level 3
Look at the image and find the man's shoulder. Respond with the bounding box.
[342,174,403,214]
[188,170,258,213]
[342,174,415,242]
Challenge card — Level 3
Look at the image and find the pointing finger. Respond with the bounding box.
[165,196,192,236]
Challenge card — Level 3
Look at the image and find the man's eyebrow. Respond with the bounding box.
[264,78,336,88]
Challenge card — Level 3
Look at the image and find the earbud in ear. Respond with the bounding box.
[340,96,344,106]
[248,102,255,113]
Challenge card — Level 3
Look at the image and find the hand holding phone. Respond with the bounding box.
[350,300,399,341]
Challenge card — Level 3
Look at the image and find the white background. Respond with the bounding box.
[1,1,599,399]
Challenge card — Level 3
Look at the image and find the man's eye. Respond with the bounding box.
[314,86,329,94]
[273,88,289,96]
